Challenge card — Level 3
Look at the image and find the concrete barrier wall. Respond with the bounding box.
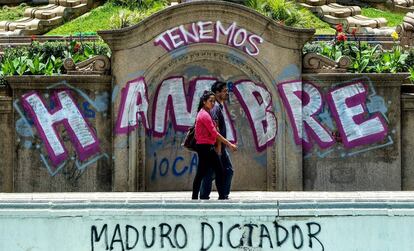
[7,75,113,192]
[1,192,414,251]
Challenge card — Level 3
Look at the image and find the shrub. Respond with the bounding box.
[110,0,168,11]
[109,0,167,29]
[303,26,412,74]
[0,39,110,76]
[245,0,323,28]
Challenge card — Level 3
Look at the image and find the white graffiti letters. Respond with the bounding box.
[154,21,264,56]
[277,81,303,146]
[233,80,277,151]
[326,82,387,148]
[115,77,150,134]
[21,91,99,166]
[279,80,388,150]
[152,77,216,136]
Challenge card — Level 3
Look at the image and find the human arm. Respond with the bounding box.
[216,133,237,151]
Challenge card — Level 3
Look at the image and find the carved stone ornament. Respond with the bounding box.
[397,12,414,47]
[64,55,111,75]
[303,52,350,73]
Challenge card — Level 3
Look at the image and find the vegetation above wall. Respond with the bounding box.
[304,24,414,75]
[47,0,335,35]
[0,39,110,76]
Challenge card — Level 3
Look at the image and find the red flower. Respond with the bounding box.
[351,28,357,36]
[336,33,347,42]
[30,35,36,42]
[335,23,343,33]
[73,43,81,53]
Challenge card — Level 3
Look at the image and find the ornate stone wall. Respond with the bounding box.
[99,1,314,191]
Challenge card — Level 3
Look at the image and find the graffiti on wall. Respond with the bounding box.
[278,78,391,156]
[154,21,264,56]
[16,81,110,176]
[16,74,393,176]
[90,221,324,251]
[115,76,276,152]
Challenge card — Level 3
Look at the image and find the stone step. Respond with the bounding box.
[24,4,67,19]
[394,4,414,12]
[0,0,95,36]
[321,14,388,29]
[394,0,414,7]
[316,3,361,18]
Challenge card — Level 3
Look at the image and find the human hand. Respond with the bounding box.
[228,143,237,151]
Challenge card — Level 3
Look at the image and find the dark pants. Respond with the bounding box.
[200,148,233,200]
[192,144,225,200]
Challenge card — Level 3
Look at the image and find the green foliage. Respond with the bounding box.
[361,8,404,27]
[48,3,121,35]
[109,0,166,29]
[245,0,332,30]
[48,0,168,34]
[303,39,412,73]
[110,0,168,11]
[409,68,414,82]
[0,40,110,76]
[0,3,29,21]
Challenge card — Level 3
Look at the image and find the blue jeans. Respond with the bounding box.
[200,148,233,199]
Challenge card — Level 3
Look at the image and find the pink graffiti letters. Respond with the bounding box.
[326,81,388,149]
[115,77,150,134]
[154,21,264,56]
[116,76,274,150]
[21,90,100,166]
[233,80,277,152]
[278,80,388,150]
[277,81,335,151]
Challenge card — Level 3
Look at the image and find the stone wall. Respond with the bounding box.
[302,73,406,191]
[1,1,414,192]
[7,75,112,192]
[99,1,314,192]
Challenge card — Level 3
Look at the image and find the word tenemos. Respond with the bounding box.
[154,21,264,56]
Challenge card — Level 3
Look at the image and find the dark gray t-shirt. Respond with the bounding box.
[210,102,226,149]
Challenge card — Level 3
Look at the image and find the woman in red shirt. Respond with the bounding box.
[192,91,237,200]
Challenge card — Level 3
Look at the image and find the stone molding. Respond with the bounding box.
[64,55,111,75]
[303,52,351,73]
[397,12,414,46]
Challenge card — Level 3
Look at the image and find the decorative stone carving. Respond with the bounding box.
[303,52,350,73]
[397,12,414,46]
[64,55,110,75]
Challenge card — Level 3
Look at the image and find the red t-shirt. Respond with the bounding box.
[195,108,218,145]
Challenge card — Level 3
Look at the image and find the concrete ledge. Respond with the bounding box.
[2,192,414,251]
[1,191,414,214]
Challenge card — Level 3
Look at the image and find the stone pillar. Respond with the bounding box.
[0,96,13,192]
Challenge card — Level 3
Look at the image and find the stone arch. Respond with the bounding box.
[99,1,314,191]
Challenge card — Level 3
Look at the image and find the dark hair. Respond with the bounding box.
[211,81,227,94]
[197,90,215,112]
